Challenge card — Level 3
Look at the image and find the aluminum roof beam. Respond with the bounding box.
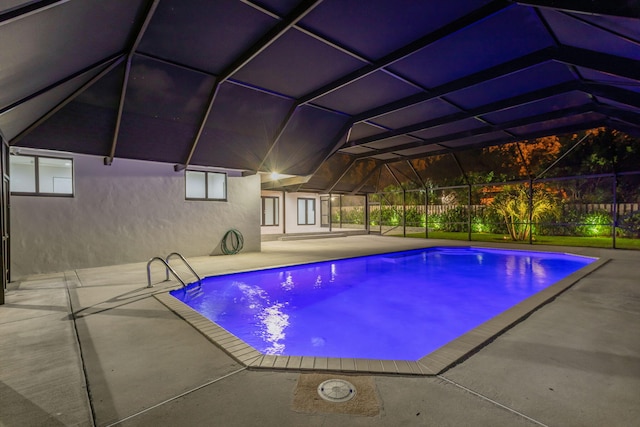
[177,0,324,171]
[596,106,640,128]
[255,0,510,175]
[352,47,556,124]
[587,85,640,110]
[350,162,383,195]
[351,104,596,160]
[303,120,357,181]
[348,45,637,128]
[376,119,608,165]
[513,0,640,18]
[0,53,123,116]
[105,0,160,166]
[297,0,512,105]
[10,56,126,145]
[555,46,640,82]
[323,157,358,193]
[0,0,67,26]
[3,0,639,193]
[345,80,582,148]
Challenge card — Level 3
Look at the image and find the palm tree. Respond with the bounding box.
[490,185,559,241]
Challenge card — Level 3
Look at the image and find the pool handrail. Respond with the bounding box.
[165,252,202,284]
[147,257,187,288]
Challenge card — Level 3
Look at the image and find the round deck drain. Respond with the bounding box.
[317,379,356,403]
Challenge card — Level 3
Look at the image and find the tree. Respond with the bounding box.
[489,185,560,241]
[516,136,562,177]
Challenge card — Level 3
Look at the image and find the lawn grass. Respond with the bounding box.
[394,231,640,250]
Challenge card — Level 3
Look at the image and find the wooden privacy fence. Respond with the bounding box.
[561,203,639,216]
[367,203,639,216]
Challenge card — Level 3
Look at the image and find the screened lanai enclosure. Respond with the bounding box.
[323,128,640,250]
[2,1,639,176]
[1,0,640,294]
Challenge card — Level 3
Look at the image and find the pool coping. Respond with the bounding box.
[154,253,609,376]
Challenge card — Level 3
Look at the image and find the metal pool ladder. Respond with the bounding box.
[146,252,202,288]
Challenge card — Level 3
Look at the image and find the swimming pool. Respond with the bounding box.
[163,246,599,374]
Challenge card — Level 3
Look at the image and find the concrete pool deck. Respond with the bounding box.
[1,235,639,426]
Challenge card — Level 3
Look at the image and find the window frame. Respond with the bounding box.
[9,154,74,197]
[185,170,227,201]
[297,197,316,225]
[261,196,279,226]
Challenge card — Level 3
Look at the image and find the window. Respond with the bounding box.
[9,154,73,196]
[261,196,279,226]
[297,198,315,225]
[185,170,227,200]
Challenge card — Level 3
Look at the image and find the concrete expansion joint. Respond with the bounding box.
[436,375,550,427]
[64,269,83,288]
[103,367,248,427]
[64,277,98,427]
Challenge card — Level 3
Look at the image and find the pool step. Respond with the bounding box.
[182,284,204,300]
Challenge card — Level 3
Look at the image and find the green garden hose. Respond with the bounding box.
[221,229,244,255]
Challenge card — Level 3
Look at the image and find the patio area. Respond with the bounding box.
[1,235,639,426]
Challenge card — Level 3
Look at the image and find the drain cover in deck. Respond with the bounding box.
[317,379,356,402]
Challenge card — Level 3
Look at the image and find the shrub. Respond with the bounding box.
[540,204,583,236]
[439,206,468,232]
[405,207,425,227]
[537,207,613,237]
[369,206,403,227]
[427,212,443,231]
[471,207,506,234]
[619,211,640,238]
[382,206,402,226]
[342,206,365,225]
[576,210,612,237]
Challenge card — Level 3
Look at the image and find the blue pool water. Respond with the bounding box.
[171,247,594,360]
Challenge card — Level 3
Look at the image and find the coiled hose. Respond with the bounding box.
[221,229,244,255]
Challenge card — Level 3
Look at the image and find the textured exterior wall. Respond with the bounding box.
[10,154,260,278]
[284,192,324,234]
